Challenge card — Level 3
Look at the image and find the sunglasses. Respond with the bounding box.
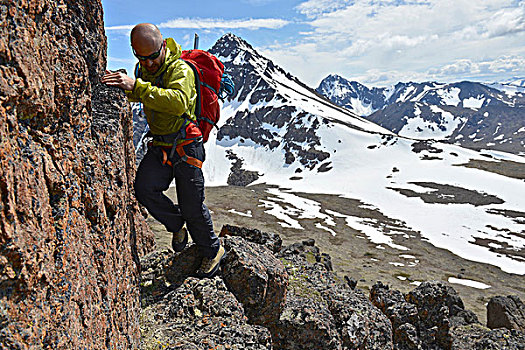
[133,40,165,61]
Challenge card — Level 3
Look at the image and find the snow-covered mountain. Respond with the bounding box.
[317,75,525,156]
[205,34,525,275]
[133,34,525,276]
[498,77,525,88]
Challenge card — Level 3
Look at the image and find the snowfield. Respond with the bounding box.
[205,119,525,274]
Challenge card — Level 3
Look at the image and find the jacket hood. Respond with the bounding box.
[164,38,182,65]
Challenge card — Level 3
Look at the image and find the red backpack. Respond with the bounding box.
[181,49,234,142]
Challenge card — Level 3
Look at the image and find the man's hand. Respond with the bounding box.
[101,70,135,91]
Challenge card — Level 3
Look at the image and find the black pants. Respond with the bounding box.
[134,141,219,257]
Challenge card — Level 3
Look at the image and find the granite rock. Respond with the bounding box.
[274,240,394,349]
[139,249,272,349]
[220,224,283,253]
[221,236,289,326]
[0,1,153,348]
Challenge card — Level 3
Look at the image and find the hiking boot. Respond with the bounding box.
[171,226,188,252]
[195,245,226,278]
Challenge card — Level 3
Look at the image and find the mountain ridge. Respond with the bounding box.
[316,74,525,155]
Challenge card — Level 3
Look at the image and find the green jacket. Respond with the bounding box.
[126,38,196,145]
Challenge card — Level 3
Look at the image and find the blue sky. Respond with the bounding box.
[102,0,525,87]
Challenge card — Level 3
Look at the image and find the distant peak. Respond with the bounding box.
[320,74,364,88]
[210,32,262,63]
[219,32,242,41]
[327,74,343,80]
[214,33,254,51]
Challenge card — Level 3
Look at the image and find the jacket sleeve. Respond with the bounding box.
[125,87,141,102]
[127,64,194,116]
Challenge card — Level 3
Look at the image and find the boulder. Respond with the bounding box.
[487,295,525,332]
[272,294,342,350]
[220,224,283,253]
[273,241,394,350]
[140,276,272,350]
[370,281,480,350]
[326,283,393,349]
[221,236,289,325]
[406,281,479,349]
[370,282,420,349]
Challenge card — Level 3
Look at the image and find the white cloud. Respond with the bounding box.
[158,17,289,30]
[296,0,350,18]
[273,0,525,85]
[483,6,525,38]
[487,55,525,72]
[105,25,134,31]
[427,56,525,79]
[429,60,481,76]
[105,17,289,32]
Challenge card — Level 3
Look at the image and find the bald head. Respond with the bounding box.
[131,23,163,49]
[130,23,166,73]
[131,23,162,48]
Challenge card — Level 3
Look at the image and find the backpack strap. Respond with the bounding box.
[134,63,141,79]
[200,81,218,95]
[198,116,218,129]
[181,59,202,118]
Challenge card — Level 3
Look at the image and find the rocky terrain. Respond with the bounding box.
[140,223,525,349]
[0,1,153,348]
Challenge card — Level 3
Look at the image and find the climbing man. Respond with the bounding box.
[101,23,225,278]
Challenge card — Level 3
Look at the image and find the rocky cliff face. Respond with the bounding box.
[0,1,154,348]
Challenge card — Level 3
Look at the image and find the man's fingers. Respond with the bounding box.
[103,72,121,79]
[101,72,123,83]
[103,75,122,82]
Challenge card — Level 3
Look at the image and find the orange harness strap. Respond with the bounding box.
[161,147,172,166]
[176,140,203,169]
[159,140,203,169]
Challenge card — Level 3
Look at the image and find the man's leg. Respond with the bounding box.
[173,142,219,257]
[134,147,184,234]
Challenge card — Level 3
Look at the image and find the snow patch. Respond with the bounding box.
[448,277,491,289]
[463,96,485,109]
[397,105,464,140]
[437,87,461,106]
[228,209,253,217]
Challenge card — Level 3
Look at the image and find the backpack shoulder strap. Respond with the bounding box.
[181,59,202,118]
[134,63,142,79]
